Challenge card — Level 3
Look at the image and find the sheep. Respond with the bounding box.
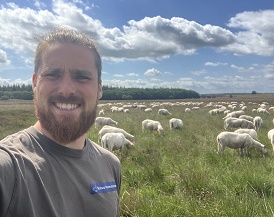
[267,129,274,151]
[208,109,220,115]
[234,128,258,140]
[253,116,263,130]
[217,132,267,156]
[95,117,118,129]
[144,108,152,112]
[185,108,191,113]
[224,118,254,130]
[98,125,135,144]
[223,110,245,119]
[238,115,254,122]
[101,132,134,153]
[142,119,164,134]
[257,108,270,114]
[158,108,171,115]
[169,118,183,130]
[98,109,105,116]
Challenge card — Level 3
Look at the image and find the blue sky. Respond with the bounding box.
[0,0,274,94]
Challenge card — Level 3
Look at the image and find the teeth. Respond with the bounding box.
[56,103,78,110]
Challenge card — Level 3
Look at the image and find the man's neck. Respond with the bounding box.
[33,121,86,150]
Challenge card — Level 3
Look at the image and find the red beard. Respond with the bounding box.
[34,93,97,144]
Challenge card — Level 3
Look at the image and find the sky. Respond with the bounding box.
[0,0,274,94]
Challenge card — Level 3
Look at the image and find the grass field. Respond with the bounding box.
[0,95,274,217]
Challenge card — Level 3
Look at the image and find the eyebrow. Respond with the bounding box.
[71,69,93,75]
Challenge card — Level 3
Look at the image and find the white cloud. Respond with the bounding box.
[223,10,274,56]
[113,74,124,78]
[0,1,237,64]
[126,73,139,77]
[205,62,228,66]
[0,49,10,65]
[191,69,206,76]
[144,68,162,76]
[33,0,47,10]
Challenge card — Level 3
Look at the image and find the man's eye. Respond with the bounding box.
[44,73,59,79]
[75,75,90,80]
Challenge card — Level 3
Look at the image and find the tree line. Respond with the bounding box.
[0,84,200,100]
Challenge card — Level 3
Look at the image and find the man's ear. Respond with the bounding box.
[98,79,103,100]
[32,73,37,90]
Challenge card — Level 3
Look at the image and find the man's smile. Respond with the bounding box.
[54,103,80,110]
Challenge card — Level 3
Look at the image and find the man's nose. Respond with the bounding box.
[57,75,76,97]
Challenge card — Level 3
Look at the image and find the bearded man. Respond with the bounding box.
[0,28,121,217]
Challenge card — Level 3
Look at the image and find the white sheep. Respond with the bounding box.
[144,108,152,112]
[169,118,183,130]
[95,117,118,128]
[101,132,134,153]
[217,132,267,156]
[253,116,263,130]
[257,108,270,114]
[98,125,134,144]
[185,108,191,113]
[267,129,274,151]
[224,118,254,130]
[208,109,220,115]
[238,115,254,122]
[234,128,258,140]
[223,110,245,120]
[98,109,105,116]
[142,119,164,134]
[158,108,171,115]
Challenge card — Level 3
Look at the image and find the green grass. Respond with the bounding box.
[1,98,274,217]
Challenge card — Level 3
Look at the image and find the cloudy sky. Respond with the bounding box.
[0,0,274,94]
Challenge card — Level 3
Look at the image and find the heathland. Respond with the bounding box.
[0,94,274,217]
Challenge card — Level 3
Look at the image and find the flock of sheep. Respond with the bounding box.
[209,101,274,156]
[94,100,274,157]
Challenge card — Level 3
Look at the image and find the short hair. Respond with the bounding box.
[34,27,102,82]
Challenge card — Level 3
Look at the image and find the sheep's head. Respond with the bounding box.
[261,146,267,154]
[157,126,164,134]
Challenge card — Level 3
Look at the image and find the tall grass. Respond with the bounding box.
[1,98,274,216]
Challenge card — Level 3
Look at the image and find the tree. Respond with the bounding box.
[252,91,257,94]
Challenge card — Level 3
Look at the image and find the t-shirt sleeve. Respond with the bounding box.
[0,149,15,217]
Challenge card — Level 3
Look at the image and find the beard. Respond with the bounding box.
[34,92,97,145]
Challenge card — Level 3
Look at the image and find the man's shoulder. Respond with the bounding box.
[87,139,120,164]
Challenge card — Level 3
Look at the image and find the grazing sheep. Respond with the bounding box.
[208,109,220,115]
[223,110,245,119]
[239,115,254,122]
[144,108,152,112]
[142,119,164,134]
[257,108,270,114]
[98,109,105,116]
[185,108,191,113]
[267,129,274,151]
[95,117,118,128]
[98,125,135,144]
[253,116,263,130]
[234,128,258,140]
[217,132,267,156]
[224,118,254,130]
[158,108,171,115]
[101,132,134,152]
[169,118,183,130]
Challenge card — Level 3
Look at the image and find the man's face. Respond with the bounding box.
[32,43,102,144]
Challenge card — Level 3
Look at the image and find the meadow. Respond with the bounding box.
[0,94,274,217]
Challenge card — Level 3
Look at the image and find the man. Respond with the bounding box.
[0,28,121,217]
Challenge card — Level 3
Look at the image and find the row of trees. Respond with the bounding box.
[0,85,200,100]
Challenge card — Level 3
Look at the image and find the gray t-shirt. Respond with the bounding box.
[0,127,121,217]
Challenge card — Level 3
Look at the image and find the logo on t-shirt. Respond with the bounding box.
[90,181,117,194]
